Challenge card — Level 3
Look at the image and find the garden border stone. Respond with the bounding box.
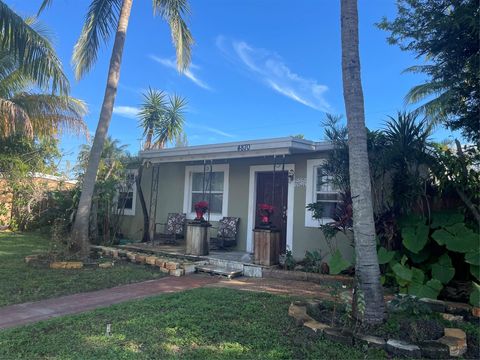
[291,300,472,358]
[89,245,194,277]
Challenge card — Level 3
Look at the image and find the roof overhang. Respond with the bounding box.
[139,137,333,164]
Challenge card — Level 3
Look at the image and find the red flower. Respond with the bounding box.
[258,203,274,215]
[194,201,209,212]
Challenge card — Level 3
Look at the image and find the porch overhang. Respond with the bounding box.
[139,137,333,164]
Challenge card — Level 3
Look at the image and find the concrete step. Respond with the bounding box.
[195,264,243,279]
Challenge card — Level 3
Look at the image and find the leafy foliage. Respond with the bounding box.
[303,250,324,273]
[0,10,87,140]
[138,88,187,150]
[378,0,480,141]
[0,135,65,230]
[0,2,69,94]
[74,137,132,244]
[329,249,351,275]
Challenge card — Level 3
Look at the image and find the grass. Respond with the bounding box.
[0,287,387,359]
[0,232,165,306]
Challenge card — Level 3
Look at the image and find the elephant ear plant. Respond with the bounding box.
[377,211,480,306]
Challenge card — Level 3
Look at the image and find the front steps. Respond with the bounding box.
[116,244,264,278]
[195,264,243,279]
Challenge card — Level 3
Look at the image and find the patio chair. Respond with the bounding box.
[154,213,186,245]
[210,217,240,250]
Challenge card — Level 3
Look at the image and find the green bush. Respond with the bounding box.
[378,211,480,305]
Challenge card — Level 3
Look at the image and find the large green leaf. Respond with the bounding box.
[377,247,396,265]
[409,278,443,299]
[471,265,480,282]
[433,223,479,253]
[411,267,425,285]
[432,229,455,246]
[470,282,480,307]
[402,223,429,254]
[392,262,413,286]
[431,253,455,284]
[465,251,480,266]
[407,248,430,264]
[430,211,464,229]
[328,250,351,275]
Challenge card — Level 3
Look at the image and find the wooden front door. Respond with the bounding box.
[255,171,288,252]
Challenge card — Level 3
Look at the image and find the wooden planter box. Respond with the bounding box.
[186,222,210,256]
[253,228,280,266]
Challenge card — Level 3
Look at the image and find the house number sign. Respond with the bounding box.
[237,144,251,151]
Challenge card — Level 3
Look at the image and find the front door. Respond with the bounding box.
[255,171,288,252]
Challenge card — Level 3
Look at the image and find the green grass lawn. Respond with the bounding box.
[0,287,387,359]
[0,232,165,306]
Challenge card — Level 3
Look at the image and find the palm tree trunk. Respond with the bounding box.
[144,129,153,150]
[71,0,133,257]
[136,164,150,242]
[340,0,385,324]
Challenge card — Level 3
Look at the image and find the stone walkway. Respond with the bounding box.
[0,275,219,330]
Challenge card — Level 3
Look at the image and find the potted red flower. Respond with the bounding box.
[257,203,274,226]
[194,201,209,221]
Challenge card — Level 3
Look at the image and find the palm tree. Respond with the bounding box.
[340,0,385,323]
[0,5,86,139]
[0,51,87,139]
[39,0,193,256]
[0,2,69,94]
[139,88,187,150]
[136,87,187,242]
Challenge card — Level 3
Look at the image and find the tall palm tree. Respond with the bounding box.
[136,87,187,242]
[39,0,193,256]
[340,0,385,323]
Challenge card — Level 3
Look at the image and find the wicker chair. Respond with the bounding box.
[154,213,186,245]
[210,217,239,250]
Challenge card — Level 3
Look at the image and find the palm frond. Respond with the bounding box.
[9,93,88,138]
[0,52,29,98]
[72,0,123,80]
[155,93,187,146]
[152,0,193,71]
[0,1,69,94]
[402,65,437,75]
[404,81,446,105]
[138,87,167,137]
[37,0,54,16]
[0,97,32,138]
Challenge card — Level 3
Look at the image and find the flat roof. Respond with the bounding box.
[140,137,333,164]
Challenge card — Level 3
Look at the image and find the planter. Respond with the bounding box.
[253,228,280,266]
[186,222,211,256]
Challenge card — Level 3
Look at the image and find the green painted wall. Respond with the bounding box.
[119,153,354,262]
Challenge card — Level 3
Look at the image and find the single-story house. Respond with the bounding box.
[119,137,353,261]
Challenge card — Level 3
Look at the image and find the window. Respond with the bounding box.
[315,169,340,220]
[305,159,340,227]
[183,164,229,221]
[118,171,137,216]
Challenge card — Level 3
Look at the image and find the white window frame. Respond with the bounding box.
[119,169,137,216]
[183,164,229,222]
[305,159,340,227]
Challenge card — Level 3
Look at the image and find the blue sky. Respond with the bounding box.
[8,0,456,172]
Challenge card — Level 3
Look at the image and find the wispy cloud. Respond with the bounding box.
[150,55,212,91]
[186,122,235,138]
[216,36,331,112]
[113,106,139,119]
